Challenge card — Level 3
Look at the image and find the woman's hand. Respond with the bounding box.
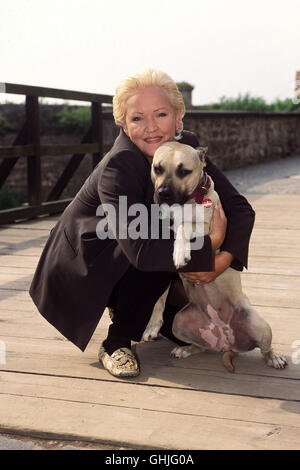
[210,199,227,251]
[181,251,234,286]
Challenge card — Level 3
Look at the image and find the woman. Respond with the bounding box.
[29,69,255,378]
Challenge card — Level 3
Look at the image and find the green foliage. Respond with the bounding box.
[56,106,91,136]
[269,97,300,112]
[194,93,300,112]
[0,115,15,136]
[219,93,268,112]
[0,186,24,210]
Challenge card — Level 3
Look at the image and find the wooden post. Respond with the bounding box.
[46,127,92,202]
[0,123,28,189]
[91,102,103,167]
[26,95,41,207]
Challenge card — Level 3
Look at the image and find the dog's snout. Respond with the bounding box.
[158,186,171,197]
[157,185,174,203]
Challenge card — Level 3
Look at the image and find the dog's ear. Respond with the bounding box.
[196,146,208,164]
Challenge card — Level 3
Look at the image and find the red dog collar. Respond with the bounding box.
[186,172,211,204]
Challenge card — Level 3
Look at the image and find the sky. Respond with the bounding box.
[1,0,300,105]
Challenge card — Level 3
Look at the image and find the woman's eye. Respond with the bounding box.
[158,112,167,118]
[132,116,142,122]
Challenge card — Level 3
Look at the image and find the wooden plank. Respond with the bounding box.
[0,199,71,225]
[0,123,28,189]
[1,371,300,449]
[241,273,300,289]
[0,227,51,238]
[26,96,41,207]
[46,127,92,202]
[0,228,49,256]
[1,392,299,449]
[247,257,300,275]
[249,246,300,257]
[0,265,36,275]
[0,215,59,230]
[0,145,34,159]
[0,144,100,158]
[0,248,43,256]
[1,333,298,392]
[250,194,300,205]
[2,82,113,104]
[250,231,299,243]
[0,272,34,289]
[243,287,300,308]
[2,371,300,430]
[0,257,39,270]
[91,102,103,167]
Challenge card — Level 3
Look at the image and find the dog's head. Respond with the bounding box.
[151,141,208,204]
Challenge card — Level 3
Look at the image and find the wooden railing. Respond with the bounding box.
[0,83,113,224]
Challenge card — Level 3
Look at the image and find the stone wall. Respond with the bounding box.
[183,111,300,170]
[1,107,300,201]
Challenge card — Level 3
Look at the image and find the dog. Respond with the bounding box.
[142,141,287,372]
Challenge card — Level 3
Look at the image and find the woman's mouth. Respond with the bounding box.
[144,137,162,144]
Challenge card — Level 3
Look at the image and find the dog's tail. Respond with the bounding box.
[222,350,238,373]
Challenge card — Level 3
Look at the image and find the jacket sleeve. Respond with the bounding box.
[205,157,255,270]
[97,150,213,272]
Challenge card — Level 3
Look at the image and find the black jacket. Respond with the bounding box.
[29,129,255,351]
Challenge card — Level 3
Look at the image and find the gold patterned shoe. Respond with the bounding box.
[98,346,140,377]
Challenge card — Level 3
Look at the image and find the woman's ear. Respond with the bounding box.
[122,124,128,136]
[175,111,182,131]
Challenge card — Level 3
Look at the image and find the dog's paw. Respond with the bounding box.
[170,344,205,359]
[142,321,163,342]
[173,238,191,269]
[264,350,288,369]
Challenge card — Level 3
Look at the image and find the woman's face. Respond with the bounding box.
[122,86,182,158]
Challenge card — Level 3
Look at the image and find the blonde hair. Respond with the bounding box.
[113,68,185,135]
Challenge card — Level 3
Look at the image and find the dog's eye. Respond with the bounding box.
[153,165,164,175]
[176,167,192,179]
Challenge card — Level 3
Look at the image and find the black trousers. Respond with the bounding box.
[106,265,189,346]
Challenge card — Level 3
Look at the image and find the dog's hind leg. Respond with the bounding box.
[259,327,288,369]
[248,306,288,369]
[170,302,208,358]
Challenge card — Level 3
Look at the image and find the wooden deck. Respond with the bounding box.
[0,192,300,450]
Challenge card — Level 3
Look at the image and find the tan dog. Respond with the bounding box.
[142,141,287,372]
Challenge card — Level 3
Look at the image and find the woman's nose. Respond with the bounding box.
[145,117,158,132]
